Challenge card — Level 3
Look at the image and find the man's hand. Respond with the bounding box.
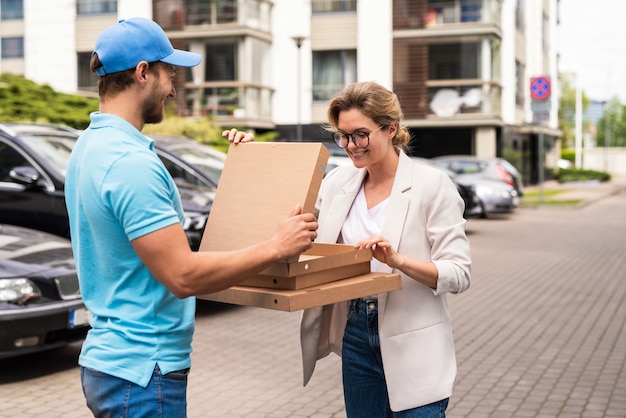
[269,205,318,260]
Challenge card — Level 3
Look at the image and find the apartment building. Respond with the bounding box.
[0,0,561,183]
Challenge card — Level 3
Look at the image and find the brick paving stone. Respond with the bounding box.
[0,181,625,417]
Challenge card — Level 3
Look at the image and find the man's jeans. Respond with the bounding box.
[342,299,449,418]
[81,364,188,418]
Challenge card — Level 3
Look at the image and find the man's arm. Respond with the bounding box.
[132,205,317,298]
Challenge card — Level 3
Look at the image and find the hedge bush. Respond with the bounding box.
[553,168,611,183]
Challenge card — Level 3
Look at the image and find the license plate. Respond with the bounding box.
[69,307,92,328]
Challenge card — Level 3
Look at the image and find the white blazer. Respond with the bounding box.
[300,151,472,412]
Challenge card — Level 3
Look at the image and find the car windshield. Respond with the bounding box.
[167,145,225,182]
[20,134,75,177]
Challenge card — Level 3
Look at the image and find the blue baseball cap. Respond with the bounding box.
[93,17,201,76]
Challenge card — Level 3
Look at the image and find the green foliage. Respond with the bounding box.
[0,73,98,129]
[0,73,279,151]
[558,73,590,149]
[553,168,611,183]
[560,148,576,163]
[596,98,626,147]
[143,117,276,153]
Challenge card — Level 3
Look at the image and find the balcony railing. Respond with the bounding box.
[312,0,357,13]
[426,79,501,118]
[395,0,501,29]
[184,81,273,121]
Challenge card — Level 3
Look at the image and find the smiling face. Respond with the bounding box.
[337,108,397,170]
[142,63,176,124]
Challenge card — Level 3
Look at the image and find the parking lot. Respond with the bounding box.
[1,180,625,418]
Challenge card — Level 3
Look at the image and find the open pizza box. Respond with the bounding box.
[196,142,401,311]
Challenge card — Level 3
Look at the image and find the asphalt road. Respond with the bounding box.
[1,186,625,418]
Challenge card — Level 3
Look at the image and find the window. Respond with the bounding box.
[187,0,237,25]
[205,44,235,81]
[0,141,29,183]
[77,52,99,92]
[76,0,117,15]
[515,60,525,107]
[312,0,356,13]
[312,50,356,101]
[429,43,479,79]
[515,0,524,31]
[1,37,24,59]
[0,0,23,20]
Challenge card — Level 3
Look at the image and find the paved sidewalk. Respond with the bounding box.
[523,175,626,207]
[0,179,625,417]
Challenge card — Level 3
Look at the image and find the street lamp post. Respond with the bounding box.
[292,36,305,141]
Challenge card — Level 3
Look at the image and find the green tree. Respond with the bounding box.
[0,73,98,129]
[558,72,590,149]
[596,98,626,147]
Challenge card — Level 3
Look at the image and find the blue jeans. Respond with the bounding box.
[81,364,189,418]
[342,299,449,418]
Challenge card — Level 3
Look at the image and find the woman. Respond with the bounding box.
[300,81,471,417]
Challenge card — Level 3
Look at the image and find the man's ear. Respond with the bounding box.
[135,61,150,83]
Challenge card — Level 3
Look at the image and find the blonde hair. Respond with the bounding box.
[327,81,411,152]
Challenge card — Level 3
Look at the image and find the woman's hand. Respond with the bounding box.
[354,236,403,269]
[355,236,439,289]
[222,128,255,143]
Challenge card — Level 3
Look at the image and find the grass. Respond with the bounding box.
[521,188,582,207]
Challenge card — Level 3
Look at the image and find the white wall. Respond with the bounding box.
[356,0,392,89]
[21,0,152,94]
[23,0,76,93]
[271,0,311,126]
[118,0,152,20]
[583,148,626,175]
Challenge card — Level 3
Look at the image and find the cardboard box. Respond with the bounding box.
[196,142,402,311]
[199,142,329,256]
[241,243,372,290]
[199,272,402,312]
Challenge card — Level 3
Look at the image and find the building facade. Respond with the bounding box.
[0,0,561,183]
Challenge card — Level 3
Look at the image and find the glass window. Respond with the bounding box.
[0,0,23,20]
[77,52,99,92]
[312,0,356,13]
[312,50,356,101]
[204,43,236,81]
[1,37,24,59]
[515,60,524,107]
[187,0,237,25]
[429,42,479,80]
[76,0,117,15]
[0,141,29,183]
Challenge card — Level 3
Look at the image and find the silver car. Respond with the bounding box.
[430,155,522,218]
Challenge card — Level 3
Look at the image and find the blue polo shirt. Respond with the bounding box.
[65,113,195,387]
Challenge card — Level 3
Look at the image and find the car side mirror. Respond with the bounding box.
[9,166,40,187]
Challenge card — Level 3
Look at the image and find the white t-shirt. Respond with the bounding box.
[340,185,389,274]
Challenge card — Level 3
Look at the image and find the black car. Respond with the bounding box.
[0,223,89,358]
[0,122,215,250]
[146,134,226,188]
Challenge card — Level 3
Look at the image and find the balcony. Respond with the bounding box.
[184,81,275,128]
[394,0,502,30]
[427,80,501,118]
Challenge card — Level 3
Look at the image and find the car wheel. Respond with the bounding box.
[479,201,488,219]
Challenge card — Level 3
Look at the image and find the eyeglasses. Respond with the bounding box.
[331,125,384,149]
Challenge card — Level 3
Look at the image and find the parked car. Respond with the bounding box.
[0,122,216,250]
[0,223,89,358]
[411,157,482,218]
[431,155,522,217]
[431,155,524,197]
[146,134,226,188]
[320,144,482,219]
